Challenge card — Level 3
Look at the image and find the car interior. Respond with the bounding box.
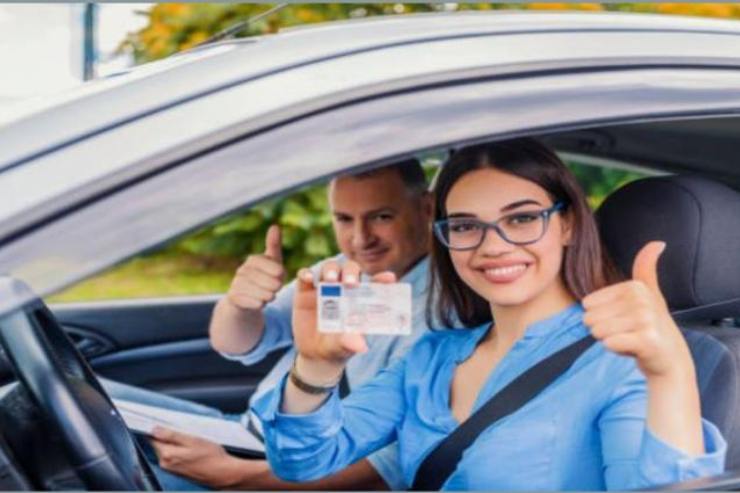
[596,175,740,473]
[0,114,740,490]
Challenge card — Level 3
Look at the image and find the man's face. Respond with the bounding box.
[329,168,431,277]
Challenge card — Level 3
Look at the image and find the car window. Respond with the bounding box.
[47,180,336,303]
[48,156,647,303]
[5,68,740,312]
[564,157,650,209]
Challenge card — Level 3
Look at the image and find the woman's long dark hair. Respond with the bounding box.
[428,138,622,329]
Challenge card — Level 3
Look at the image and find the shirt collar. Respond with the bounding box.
[519,302,584,339]
[399,255,429,296]
[455,303,584,362]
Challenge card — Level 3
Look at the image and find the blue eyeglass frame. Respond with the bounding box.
[433,201,567,250]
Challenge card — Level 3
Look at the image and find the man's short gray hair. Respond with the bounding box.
[347,158,428,195]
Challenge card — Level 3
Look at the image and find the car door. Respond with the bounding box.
[48,296,285,413]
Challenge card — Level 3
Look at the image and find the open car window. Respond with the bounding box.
[49,155,649,304]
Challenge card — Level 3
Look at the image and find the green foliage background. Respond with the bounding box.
[119,3,740,63]
[52,2,729,301]
[173,183,336,278]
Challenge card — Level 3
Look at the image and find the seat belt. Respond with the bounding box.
[339,370,351,399]
[411,334,596,491]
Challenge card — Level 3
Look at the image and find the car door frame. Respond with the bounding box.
[3,62,740,307]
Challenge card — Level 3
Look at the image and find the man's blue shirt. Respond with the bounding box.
[253,303,726,490]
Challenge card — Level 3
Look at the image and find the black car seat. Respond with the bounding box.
[596,175,740,470]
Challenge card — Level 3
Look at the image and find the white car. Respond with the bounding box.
[0,11,740,490]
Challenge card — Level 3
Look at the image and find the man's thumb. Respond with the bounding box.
[631,241,666,293]
[265,225,283,262]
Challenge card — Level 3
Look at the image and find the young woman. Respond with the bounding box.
[252,139,726,490]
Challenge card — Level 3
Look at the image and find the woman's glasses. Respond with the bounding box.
[433,202,566,250]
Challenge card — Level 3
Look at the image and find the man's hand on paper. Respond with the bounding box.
[150,426,386,490]
[151,426,262,489]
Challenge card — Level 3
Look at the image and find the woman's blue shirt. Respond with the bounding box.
[252,303,725,490]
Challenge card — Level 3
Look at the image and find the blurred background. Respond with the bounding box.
[3,3,737,301]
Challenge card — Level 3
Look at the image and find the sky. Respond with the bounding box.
[0,4,150,104]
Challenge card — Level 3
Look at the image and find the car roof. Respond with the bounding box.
[3,10,740,170]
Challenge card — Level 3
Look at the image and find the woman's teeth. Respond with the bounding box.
[486,264,527,276]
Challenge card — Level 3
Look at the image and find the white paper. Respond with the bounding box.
[318,282,412,335]
[113,398,264,454]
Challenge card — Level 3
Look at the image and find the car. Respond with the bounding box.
[1,9,740,491]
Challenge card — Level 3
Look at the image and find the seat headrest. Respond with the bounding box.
[596,175,740,322]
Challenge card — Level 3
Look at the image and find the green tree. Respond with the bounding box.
[120,4,441,63]
[566,162,646,209]
[120,2,740,65]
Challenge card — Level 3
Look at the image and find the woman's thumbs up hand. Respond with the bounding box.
[582,241,693,379]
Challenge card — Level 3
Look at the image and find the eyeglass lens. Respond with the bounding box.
[441,211,547,248]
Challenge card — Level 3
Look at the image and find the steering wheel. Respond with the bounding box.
[0,278,160,490]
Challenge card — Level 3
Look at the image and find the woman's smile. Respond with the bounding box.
[475,261,532,284]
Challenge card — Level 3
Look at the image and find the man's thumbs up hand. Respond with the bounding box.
[226,225,286,312]
[264,224,283,263]
[583,241,692,379]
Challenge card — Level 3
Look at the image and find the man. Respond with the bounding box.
[104,159,434,490]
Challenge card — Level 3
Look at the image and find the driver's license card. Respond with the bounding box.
[317,282,412,335]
